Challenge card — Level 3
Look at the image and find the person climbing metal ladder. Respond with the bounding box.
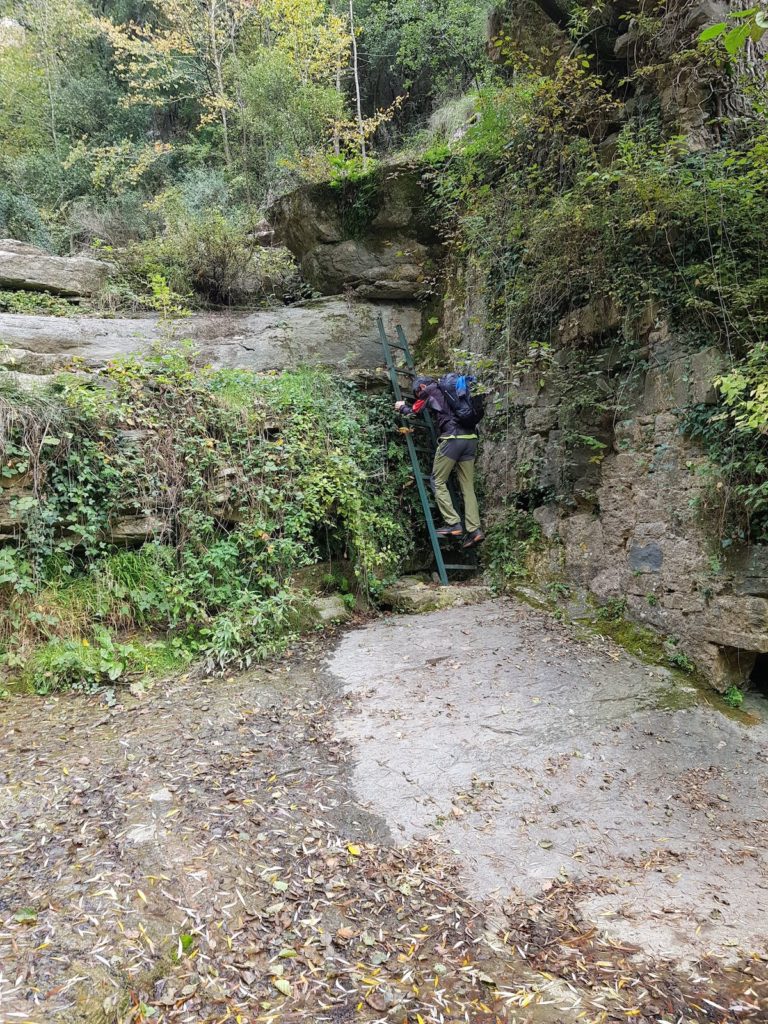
[395,374,485,549]
[377,318,483,585]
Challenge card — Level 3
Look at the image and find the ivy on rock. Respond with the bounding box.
[0,351,415,692]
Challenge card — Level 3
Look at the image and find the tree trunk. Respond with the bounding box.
[349,0,366,168]
[208,0,232,168]
[334,63,341,157]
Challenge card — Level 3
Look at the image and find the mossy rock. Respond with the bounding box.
[380,576,491,614]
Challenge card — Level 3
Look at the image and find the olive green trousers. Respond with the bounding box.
[432,437,480,533]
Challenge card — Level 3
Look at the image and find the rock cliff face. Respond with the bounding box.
[0,297,421,548]
[444,266,767,691]
[500,0,768,150]
[269,163,438,299]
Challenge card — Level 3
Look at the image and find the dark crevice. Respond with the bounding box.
[749,653,768,696]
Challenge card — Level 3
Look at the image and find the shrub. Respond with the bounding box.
[0,189,51,249]
[485,506,541,591]
[683,342,768,546]
[119,187,301,306]
[67,191,159,248]
[0,354,415,683]
[0,290,77,316]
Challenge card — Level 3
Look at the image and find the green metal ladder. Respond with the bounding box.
[377,317,477,586]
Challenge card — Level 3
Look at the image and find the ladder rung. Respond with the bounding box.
[443,564,479,570]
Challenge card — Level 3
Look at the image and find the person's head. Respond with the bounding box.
[412,375,433,397]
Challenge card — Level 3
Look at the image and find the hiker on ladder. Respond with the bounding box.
[395,374,485,549]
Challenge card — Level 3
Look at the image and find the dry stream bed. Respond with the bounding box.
[1,598,767,1023]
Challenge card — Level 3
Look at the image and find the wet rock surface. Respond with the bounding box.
[1,601,767,1023]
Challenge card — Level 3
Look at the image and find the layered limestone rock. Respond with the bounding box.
[0,297,422,374]
[269,164,439,299]
[0,239,112,297]
[0,298,420,549]
[458,279,768,691]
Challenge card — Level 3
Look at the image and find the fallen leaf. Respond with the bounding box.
[273,978,291,997]
[13,908,38,924]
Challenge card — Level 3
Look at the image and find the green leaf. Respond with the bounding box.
[729,6,759,18]
[13,907,38,924]
[724,22,752,53]
[756,11,768,27]
[698,22,727,42]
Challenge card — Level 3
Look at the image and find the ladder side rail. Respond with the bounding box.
[378,318,449,586]
[404,434,449,586]
[396,325,439,449]
[378,318,404,402]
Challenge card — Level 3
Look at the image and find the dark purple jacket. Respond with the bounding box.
[401,382,462,437]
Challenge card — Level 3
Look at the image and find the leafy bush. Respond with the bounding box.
[683,343,768,546]
[0,189,51,250]
[723,684,744,708]
[22,631,186,695]
[485,506,541,591]
[0,290,78,316]
[67,191,160,248]
[236,47,345,197]
[427,74,768,358]
[0,353,415,687]
[119,183,301,306]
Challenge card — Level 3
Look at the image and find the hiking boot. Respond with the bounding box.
[436,522,463,538]
[462,528,486,549]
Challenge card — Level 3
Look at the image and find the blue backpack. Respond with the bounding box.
[438,373,485,430]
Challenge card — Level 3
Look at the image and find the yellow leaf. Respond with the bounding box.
[347,843,361,857]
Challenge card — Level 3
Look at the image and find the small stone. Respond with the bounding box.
[149,787,173,804]
[126,823,155,844]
